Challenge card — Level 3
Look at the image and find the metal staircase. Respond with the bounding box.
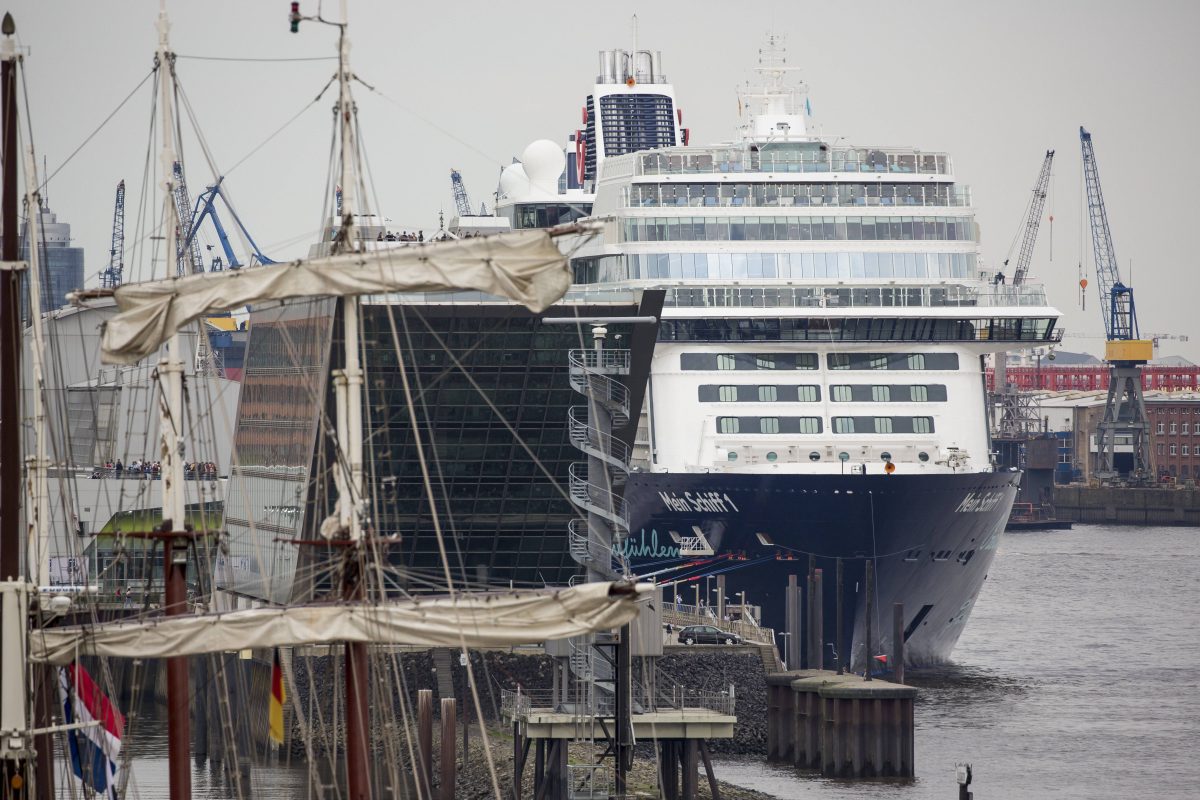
[566,347,633,567]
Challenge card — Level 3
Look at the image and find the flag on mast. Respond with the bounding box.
[269,648,286,744]
[58,662,123,799]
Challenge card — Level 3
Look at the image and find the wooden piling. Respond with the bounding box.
[864,560,874,679]
[806,555,816,668]
[439,698,456,800]
[681,739,699,798]
[836,559,844,675]
[418,689,434,797]
[785,574,800,669]
[893,602,905,685]
[813,569,824,670]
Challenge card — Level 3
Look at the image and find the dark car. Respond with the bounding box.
[677,625,742,646]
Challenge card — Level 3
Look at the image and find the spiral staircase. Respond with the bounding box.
[563,346,634,712]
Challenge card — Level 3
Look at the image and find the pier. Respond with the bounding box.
[766,669,916,779]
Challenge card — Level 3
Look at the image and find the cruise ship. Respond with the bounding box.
[219,41,1059,670]
[491,41,1062,668]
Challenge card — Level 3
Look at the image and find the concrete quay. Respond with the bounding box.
[1054,484,1200,525]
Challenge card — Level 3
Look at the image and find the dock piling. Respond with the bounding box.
[864,560,875,680]
[439,698,456,800]
[418,689,433,797]
[893,602,905,685]
[813,569,824,671]
[836,559,844,675]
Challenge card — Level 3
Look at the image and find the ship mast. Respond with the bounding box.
[0,13,33,797]
[153,6,194,799]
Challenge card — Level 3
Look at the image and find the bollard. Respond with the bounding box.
[417,688,433,797]
[439,698,456,800]
[893,602,905,685]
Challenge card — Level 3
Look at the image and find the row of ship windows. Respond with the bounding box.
[681,352,960,371]
[622,216,975,244]
[573,251,977,283]
[715,416,936,434]
[698,384,947,403]
[662,318,1058,344]
[627,182,967,208]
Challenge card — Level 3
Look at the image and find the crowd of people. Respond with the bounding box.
[377,230,424,242]
[90,460,218,480]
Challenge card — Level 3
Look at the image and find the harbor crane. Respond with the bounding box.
[172,161,205,275]
[1007,150,1054,287]
[450,168,473,217]
[181,176,277,269]
[1081,126,1154,483]
[99,179,125,289]
[993,151,1055,438]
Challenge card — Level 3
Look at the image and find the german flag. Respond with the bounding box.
[269,649,286,744]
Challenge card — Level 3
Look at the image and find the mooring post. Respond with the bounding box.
[785,574,800,669]
[813,568,824,671]
[836,558,844,675]
[806,555,816,668]
[716,574,726,621]
[893,602,905,685]
[864,559,874,681]
[513,720,524,800]
[440,698,456,800]
[418,689,434,797]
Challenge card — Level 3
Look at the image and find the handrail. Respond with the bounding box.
[568,406,630,467]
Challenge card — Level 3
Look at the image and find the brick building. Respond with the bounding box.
[1035,390,1200,483]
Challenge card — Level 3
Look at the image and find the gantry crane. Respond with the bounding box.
[99,180,125,289]
[993,151,1055,438]
[1080,126,1154,483]
[450,168,472,217]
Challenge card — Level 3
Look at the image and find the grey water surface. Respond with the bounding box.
[713,523,1200,799]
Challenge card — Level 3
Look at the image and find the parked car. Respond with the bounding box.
[677,625,741,646]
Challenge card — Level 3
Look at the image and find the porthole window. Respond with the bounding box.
[727,451,739,462]
[880,451,893,462]
[766,451,778,462]
[918,451,930,462]
[809,451,821,461]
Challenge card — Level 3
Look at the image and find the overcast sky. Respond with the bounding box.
[10,0,1200,361]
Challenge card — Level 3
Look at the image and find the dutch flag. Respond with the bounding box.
[59,662,124,799]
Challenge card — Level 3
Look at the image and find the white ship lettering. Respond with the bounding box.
[657,490,740,514]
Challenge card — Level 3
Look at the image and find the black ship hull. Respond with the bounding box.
[624,469,1020,669]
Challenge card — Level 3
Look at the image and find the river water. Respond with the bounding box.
[713,523,1200,799]
[96,524,1200,798]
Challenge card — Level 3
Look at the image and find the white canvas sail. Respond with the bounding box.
[99,229,572,365]
[30,582,649,665]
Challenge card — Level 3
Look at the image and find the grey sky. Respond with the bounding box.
[10,0,1200,362]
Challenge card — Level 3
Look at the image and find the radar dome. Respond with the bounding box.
[520,139,565,195]
[498,163,530,198]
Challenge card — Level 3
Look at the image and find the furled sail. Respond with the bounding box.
[30,582,649,665]
[99,229,572,365]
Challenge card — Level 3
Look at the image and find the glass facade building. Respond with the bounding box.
[221,294,662,604]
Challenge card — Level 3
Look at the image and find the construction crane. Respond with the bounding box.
[993,151,1055,438]
[1080,126,1154,483]
[1006,150,1054,287]
[181,176,277,269]
[172,161,205,275]
[100,180,125,289]
[450,168,473,217]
